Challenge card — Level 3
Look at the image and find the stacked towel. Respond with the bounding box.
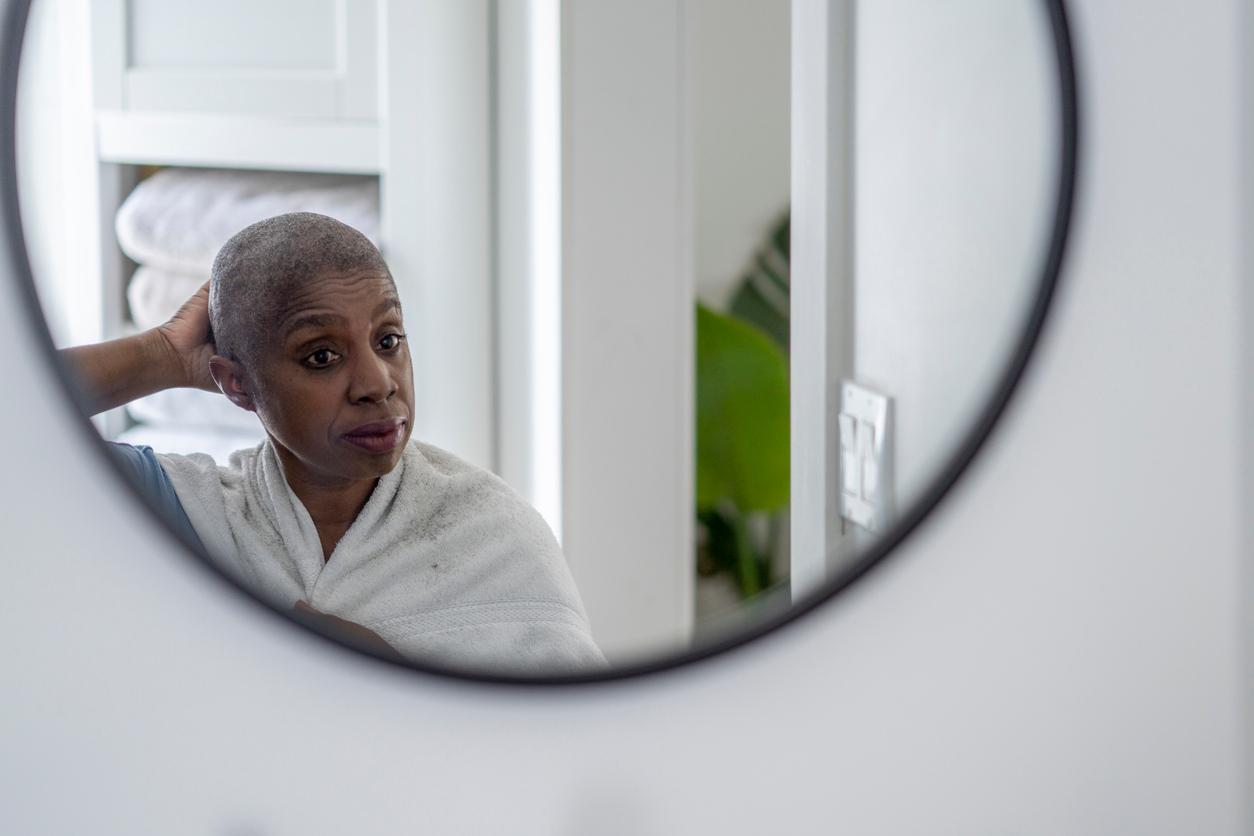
[127,388,264,434]
[116,168,381,463]
[116,167,380,277]
[115,423,267,466]
[126,265,206,331]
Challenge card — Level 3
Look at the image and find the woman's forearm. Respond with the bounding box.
[59,329,188,416]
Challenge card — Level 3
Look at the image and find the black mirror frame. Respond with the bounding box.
[0,0,1078,686]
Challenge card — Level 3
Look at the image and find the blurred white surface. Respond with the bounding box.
[0,2,1249,835]
[854,0,1056,509]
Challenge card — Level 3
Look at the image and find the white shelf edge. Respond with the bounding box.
[95,110,381,174]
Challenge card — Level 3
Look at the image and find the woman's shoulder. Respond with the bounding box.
[407,439,523,501]
[104,442,208,550]
[408,439,491,477]
[404,439,563,563]
[154,439,268,489]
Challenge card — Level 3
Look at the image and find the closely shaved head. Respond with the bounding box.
[209,212,393,371]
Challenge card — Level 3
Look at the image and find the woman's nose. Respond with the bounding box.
[347,350,397,404]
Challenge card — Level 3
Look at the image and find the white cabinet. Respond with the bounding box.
[90,0,381,173]
[92,0,378,120]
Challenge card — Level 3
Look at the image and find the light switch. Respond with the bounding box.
[838,413,856,453]
[862,457,879,498]
[856,419,875,457]
[837,381,892,532]
[841,450,860,495]
[838,413,859,495]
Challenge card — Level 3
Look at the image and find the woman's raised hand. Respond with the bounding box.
[60,281,224,416]
[154,281,219,393]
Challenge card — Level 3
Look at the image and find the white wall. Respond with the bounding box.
[15,0,102,348]
[0,1,1249,834]
[853,0,1057,510]
[690,0,791,310]
[1241,0,1254,813]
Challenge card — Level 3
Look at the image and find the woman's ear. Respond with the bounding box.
[209,355,257,412]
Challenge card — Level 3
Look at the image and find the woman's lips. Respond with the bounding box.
[342,418,407,453]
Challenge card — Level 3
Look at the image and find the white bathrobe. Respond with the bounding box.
[157,438,606,676]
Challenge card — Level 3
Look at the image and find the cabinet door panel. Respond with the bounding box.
[93,0,378,120]
[128,0,339,70]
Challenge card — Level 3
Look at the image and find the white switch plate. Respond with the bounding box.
[838,380,892,532]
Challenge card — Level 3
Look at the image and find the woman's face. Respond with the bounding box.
[249,269,414,486]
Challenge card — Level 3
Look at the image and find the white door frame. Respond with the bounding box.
[790,0,855,600]
[553,0,695,661]
[379,0,495,469]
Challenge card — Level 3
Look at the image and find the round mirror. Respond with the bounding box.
[7,0,1076,681]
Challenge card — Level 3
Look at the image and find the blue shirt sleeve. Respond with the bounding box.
[107,442,207,553]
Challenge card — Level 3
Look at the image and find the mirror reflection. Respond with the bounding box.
[16,0,1061,676]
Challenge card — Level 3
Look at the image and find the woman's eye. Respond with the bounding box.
[305,348,340,368]
[379,333,406,351]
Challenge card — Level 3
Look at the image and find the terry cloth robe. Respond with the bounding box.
[156,438,607,676]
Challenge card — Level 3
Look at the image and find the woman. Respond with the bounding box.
[62,212,605,675]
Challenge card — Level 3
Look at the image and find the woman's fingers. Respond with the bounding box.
[290,601,406,662]
[155,282,217,390]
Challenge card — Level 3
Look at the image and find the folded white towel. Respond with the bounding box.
[116,168,380,277]
[127,265,205,331]
[116,423,265,467]
[157,438,607,676]
[127,387,265,436]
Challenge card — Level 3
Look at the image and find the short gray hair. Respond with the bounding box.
[208,211,393,370]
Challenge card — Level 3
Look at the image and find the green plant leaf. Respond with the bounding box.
[695,303,789,513]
